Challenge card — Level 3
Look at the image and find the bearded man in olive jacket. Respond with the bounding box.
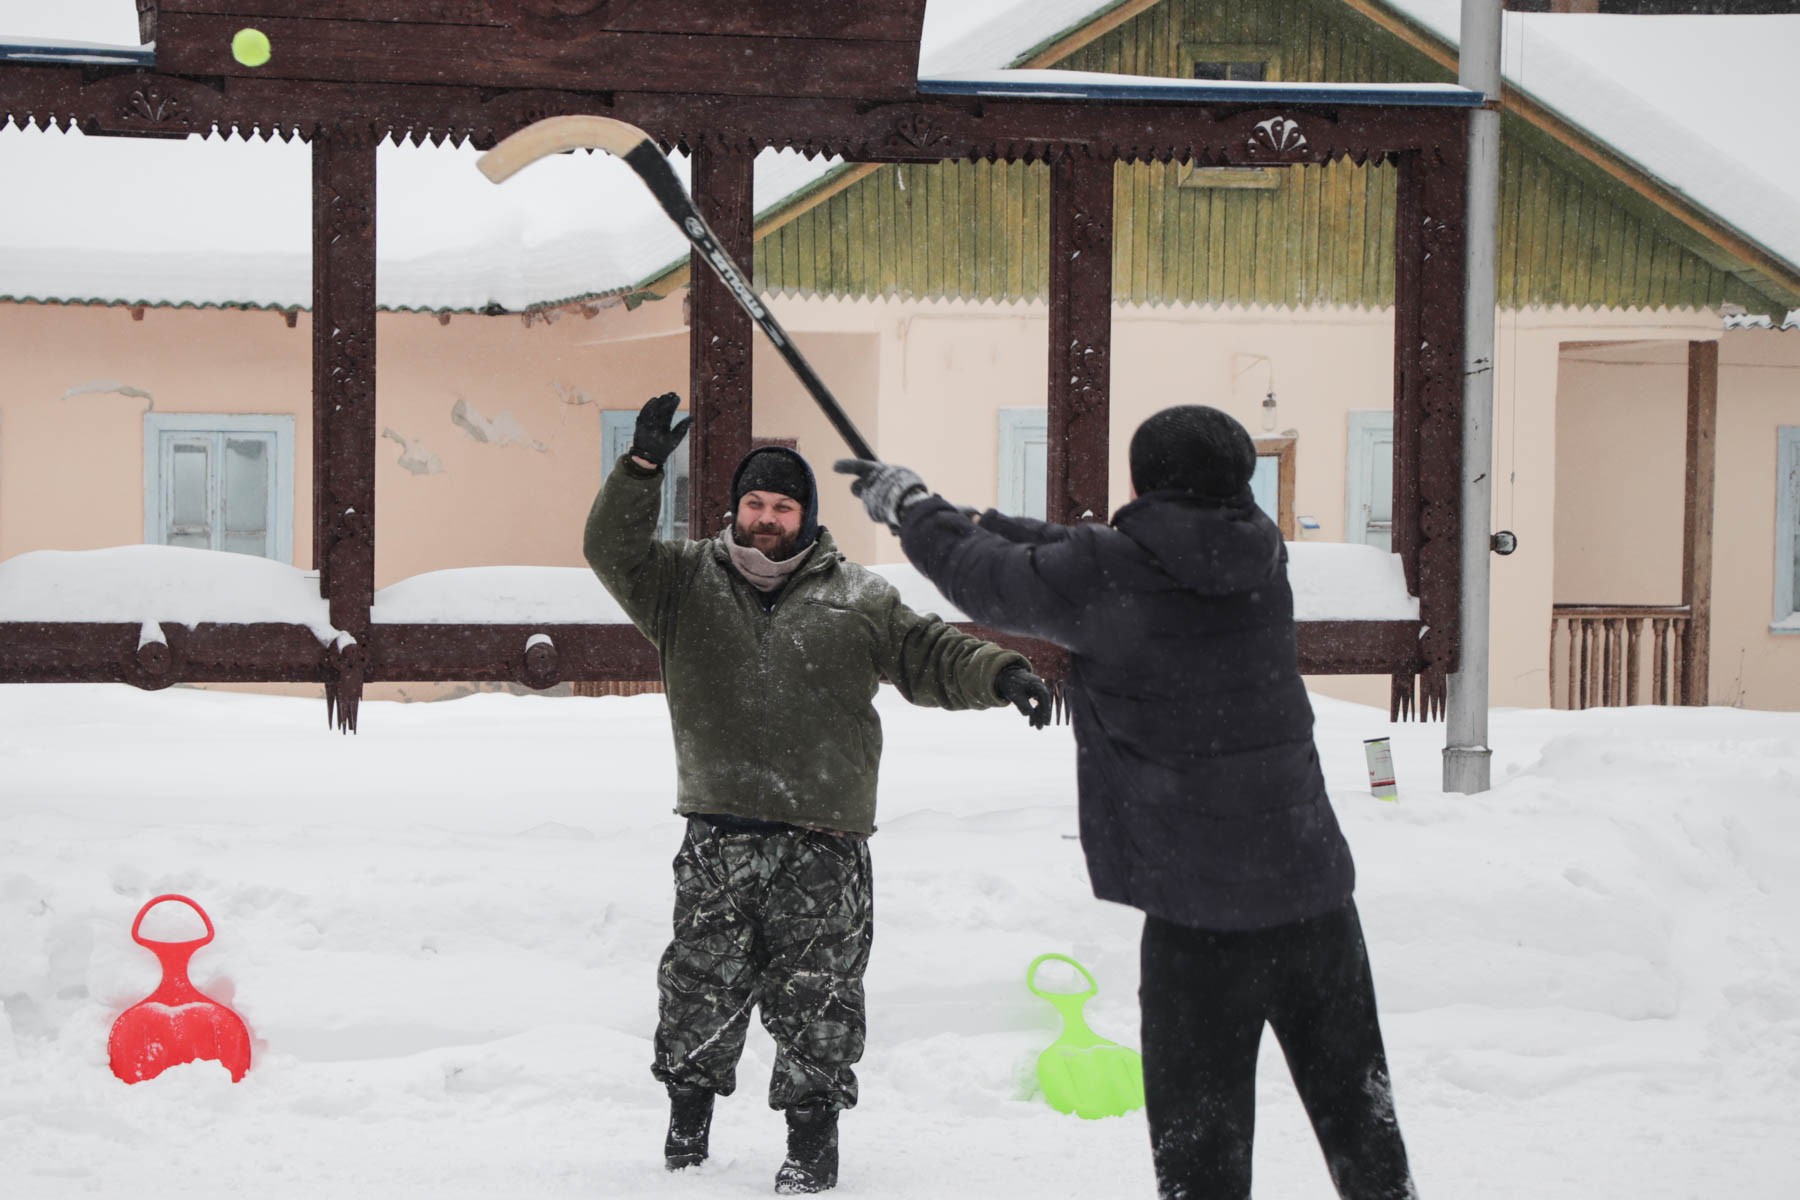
[584,392,1050,1195]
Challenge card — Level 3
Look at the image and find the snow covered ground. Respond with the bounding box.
[3,683,1798,1198]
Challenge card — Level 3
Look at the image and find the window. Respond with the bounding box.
[602,410,691,541]
[1345,411,1394,550]
[1776,426,1800,630]
[1180,43,1280,82]
[998,408,1048,521]
[1178,43,1284,191]
[1192,60,1268,82]
[143,414,295,562]
[1252,435,1296,539]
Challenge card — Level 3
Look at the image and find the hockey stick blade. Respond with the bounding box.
[478,116,878,463]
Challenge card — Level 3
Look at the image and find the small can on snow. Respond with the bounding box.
[1362,737,1398,801]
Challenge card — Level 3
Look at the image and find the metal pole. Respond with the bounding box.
[1444,0,1502,794]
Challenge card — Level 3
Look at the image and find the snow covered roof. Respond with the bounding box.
[0,1,1795,317]
[0,35,151,67]
[1366,1,1800,323]
[0,128,842,313]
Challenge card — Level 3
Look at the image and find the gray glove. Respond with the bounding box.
[629,391,692,467]
[833,459,929,532]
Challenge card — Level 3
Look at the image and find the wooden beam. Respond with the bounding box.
[0,622,328,685]
[687,142,756,535]
[1047,153,1114,526]
[1681,338,1718,705]
[155,14,921,100]
[0,616,1426,688]
[157,0,926,40]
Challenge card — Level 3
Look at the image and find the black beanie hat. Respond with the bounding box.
[730,446,820,550]
[1129,405,1258,499]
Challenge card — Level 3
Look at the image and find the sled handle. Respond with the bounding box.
[476,115,645,183]
[131,893,216,949]
[1026,953,1099,1003]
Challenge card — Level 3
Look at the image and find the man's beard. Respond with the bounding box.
[734,519,801,562]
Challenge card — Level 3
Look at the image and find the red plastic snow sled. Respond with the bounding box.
[108,894,252,1084]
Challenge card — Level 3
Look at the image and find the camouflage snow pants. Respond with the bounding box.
[651,815,874,1112]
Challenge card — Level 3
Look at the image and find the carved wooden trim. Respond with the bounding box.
[1,68,1462,166]
[687,142,756,535]
[312,123,379,640]
[1047,152,1113,526]
[1399,141,1468,720]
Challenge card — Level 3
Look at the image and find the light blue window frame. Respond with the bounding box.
[1249,456,1279,521]
[1345,410,1395,550]
[143,413,295,563]
[1775,426,1800,632]
[602,410,691,541]
[998,407,1048,520]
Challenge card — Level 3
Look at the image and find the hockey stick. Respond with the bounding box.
[478,115,878,462]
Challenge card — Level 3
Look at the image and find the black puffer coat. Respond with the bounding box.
[900,491,1354,932]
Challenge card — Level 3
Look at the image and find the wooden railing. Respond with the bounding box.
[1550,605,1690,710]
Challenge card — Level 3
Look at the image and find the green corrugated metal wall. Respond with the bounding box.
[751,0,1786,314]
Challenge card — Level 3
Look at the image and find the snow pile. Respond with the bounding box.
[1286,542,1417,621]
[3,544,1419,627]
[367,564,970,626]
[0,545,339,645]
[2,685,1797,1198]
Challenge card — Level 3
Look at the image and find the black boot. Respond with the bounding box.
[773,1105,839,1194]
[665,1087,715,1171]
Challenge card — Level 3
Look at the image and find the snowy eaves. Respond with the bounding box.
[2,3,1792,316]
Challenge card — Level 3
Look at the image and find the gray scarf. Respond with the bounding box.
[722,524,814,593]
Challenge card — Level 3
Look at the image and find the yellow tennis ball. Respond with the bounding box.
[231,28,271,68]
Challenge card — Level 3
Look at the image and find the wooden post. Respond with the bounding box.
[1394,139,1467,721]
[1391,152,1423,596]
[1047,153,1113,526]
[1681,338,1718,705]
[311,122,379,732]
[687,141,756,536]
[311,123,378,634]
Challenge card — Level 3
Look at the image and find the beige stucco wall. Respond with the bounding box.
[5,295,1795,712]
[1554,327,1800,709]
[0,303,315,561]
[758,298,1773,712]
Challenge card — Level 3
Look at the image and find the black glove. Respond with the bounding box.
[996,664,1053,730]
[833,458,929,532]
[629,391,692,467]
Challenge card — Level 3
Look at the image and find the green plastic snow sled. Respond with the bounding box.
[1027,953,1145,1119]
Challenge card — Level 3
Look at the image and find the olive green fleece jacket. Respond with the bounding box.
[584,456,1028,834]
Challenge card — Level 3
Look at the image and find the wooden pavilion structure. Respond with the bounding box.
[0,1,1477,729]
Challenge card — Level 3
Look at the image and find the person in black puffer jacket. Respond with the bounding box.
[836,406,1417,1200]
